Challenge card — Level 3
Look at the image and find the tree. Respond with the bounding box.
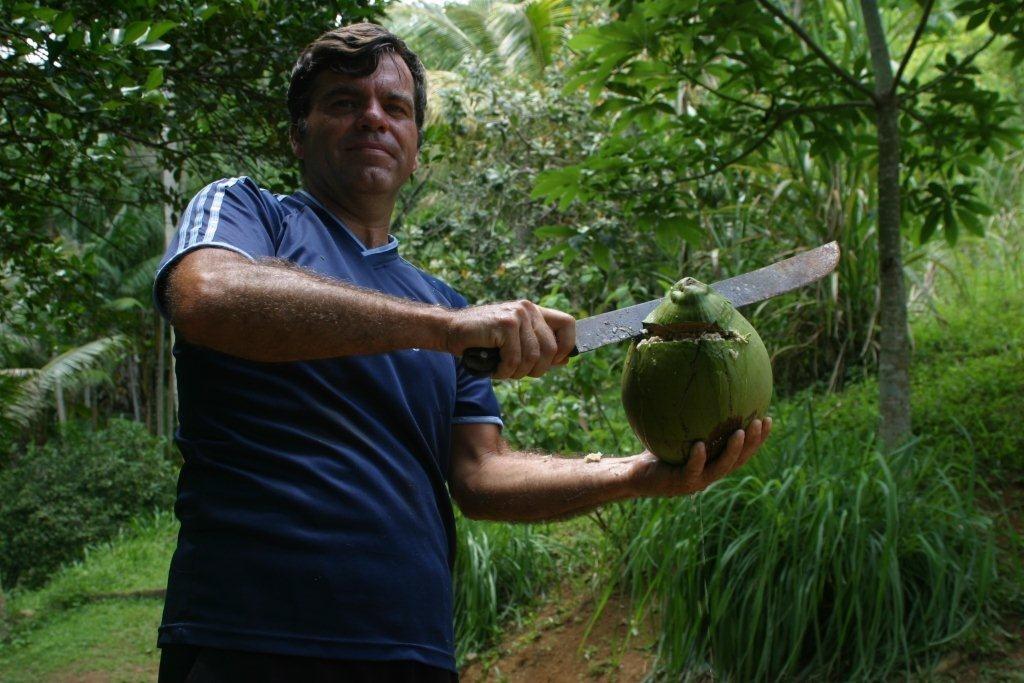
[1,1,388,438]
[534,0,1023,450]
[386,0,573,79]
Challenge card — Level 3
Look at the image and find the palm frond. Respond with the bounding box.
[1,336,130,430]
[119,254,162,298]
[387,3,482,72]
[386,0,570,79]
[488,0,571,77]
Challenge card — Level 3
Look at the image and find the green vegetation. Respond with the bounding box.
[0,420,176,588]
[0,512,176,682]
[2,237,1020,679]
[3,0,1023,680]
[454,517,563,658]
[0,512,566,676]
[604,236,1024,680]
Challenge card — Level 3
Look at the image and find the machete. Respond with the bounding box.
[462,241,840,376]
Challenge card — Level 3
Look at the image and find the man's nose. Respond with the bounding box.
[358,100,387,130]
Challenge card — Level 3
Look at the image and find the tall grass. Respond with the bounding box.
[453,515,561,660]
[611,403,999,681]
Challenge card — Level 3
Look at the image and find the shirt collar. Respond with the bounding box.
[295,189,400,262]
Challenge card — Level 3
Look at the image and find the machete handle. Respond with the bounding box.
[461,346,582,377]
[461,347,500,376]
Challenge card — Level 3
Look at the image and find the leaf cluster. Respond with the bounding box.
[536,0,1022,246]
[0,419,176,589]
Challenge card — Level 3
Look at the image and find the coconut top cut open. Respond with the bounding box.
[641,277,743,342]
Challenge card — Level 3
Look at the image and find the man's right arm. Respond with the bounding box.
[165,248,575,378]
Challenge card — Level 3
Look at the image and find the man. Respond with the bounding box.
[154,23,770,683]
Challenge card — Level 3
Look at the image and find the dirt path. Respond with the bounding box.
[461,585,656,683]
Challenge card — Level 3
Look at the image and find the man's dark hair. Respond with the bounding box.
[288,23,428,147]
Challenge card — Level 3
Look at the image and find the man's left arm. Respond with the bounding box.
[449,418,771,522]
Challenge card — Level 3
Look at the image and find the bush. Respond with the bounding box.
[610,403,999,681]
[453,515,561,660]
[0,420,177,589]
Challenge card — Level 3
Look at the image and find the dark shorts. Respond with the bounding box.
[158,645,458,683]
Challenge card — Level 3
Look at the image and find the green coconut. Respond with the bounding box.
[621,277,773,464]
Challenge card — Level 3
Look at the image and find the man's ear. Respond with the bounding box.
[290,124,304,160]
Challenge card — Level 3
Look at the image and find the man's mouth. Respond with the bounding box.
[347,141,393,156]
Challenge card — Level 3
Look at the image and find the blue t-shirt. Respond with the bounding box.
[153,177,502,671]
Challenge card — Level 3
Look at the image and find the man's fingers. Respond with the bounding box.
[708,429,745,480]
[541,307,576,364]
[529,307,558,378]
[452,300,575,379]
[736,419,764,469]
[495,317,522,379]
[507,305,540,378]
[683,441,707,483]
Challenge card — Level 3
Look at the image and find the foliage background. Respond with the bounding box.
[1,0,1023,679]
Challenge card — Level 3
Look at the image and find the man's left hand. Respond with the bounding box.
[626,417,772,498]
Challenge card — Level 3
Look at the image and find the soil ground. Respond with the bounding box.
[461,584,656,683]
[461,586,1024,683]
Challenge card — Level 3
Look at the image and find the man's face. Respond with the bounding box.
[292,54,420,203]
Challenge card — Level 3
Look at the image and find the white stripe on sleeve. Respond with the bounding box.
[175,191,203,255]
[186,181,217,248]
[203,177,243,244]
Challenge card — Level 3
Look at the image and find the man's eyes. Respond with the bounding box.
[327,99,410,117]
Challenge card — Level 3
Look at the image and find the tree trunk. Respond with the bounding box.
[155,317,165,438]
[861,0,912,451]
[128,352,142,422]
[84,384,97,429]
[55,376,66,424]
[0,583,8,641]
[166,342,176,439]
[161,154,181,442]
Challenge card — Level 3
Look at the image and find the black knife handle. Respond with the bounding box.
[461,346,582,377]
[462,348,500,376]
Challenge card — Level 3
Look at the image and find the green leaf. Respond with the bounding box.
[536,243,570,262]
[106,297,144,311]
[144,66,164,91]
[960,199,993,216]
[138,40,171,52]
[53,11,74,35]
[592,242,612,272]
[533,224,577,239]
[124,21,150,45]
[568,30,606,52]
[965,11,989,31]
[656,215,703,245]
[943,204,958,246]
[146,20,178,42]
[956,207,984,237]
[67,29,85,50]
[142,90,168,106]
[197,4,221,21]
[33,7,59,22]
[531,168,580,201]
[919,209,940,244]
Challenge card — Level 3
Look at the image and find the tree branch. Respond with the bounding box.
[902,34,997,99]
[677,101,874,183]
[677,66,771,113]
[891,0,935,95]
[755,0,876,101]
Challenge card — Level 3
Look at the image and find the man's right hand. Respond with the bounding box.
[444,301,575,380]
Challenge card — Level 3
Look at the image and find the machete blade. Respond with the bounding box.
[572,241,840,353]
